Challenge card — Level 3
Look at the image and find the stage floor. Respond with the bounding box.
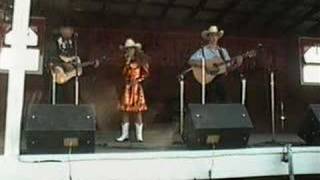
[1,122,303,154]
[94,125,306,153]
[0,124,314,179]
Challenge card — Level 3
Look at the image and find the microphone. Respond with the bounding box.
[200,40,206,46]
[177,68,192,81]
[256,43,265,53]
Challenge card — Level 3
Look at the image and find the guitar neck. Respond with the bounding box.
[229,50,255,62]
[73,56,106,68]
[81,61,95,67]
[230,53,247,62]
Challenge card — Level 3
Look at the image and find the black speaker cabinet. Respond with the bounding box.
[23,104,96,154]
[184,104,254,149]
[299,104,320,145]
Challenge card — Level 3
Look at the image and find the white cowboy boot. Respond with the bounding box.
[116,122,129,142]
[135,123,143,142]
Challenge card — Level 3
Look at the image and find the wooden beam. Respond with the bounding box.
[306,20,320,34]
[282,5,320,34]
[40,0,253,18]
[187,0,208,19]
[263,0,302,28]
[241,0,270,27]
[58,9,211,28]
[100,0,106,13]
[159,0,176,19]
[213,0,242,24]
[132,0,142,16]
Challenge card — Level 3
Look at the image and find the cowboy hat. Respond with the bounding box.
[201,25,224,40]
[119,38,140,49]
[136,42,142,50]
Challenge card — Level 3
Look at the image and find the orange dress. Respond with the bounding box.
[119,60,149,112]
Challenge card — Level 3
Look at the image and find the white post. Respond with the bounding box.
[0,0,39,157]
[4,71,25,156]
[287,144,295,180]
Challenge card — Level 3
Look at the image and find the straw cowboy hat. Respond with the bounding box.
[201,25,224,40]
[136,42,143,51]
[59,18,74,31]
[119,38,140,49]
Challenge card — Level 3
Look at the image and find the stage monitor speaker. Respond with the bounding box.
[184,103,254,149]
[298,104,320,145]
[23,104,96,154]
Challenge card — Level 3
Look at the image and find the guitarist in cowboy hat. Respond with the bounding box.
[189,25,243,103]
[48,21,80,104]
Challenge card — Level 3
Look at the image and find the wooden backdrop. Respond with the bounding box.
[2,20,317,134]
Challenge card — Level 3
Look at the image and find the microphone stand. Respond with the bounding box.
[52,77,57,105]
[74,33,80,106]
[52,62,56,105]
[280,101,287,130]
[240,73,247,105]
[201,46,206,105]
[254,47,285,146]
[270,70,276,141]
[177,68,192,135]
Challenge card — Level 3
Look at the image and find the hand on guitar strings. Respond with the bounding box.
[227,56,243,72]
[93,59,100,68]
[208,63,220,75]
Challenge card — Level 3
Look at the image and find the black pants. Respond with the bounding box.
[205,75,228,103]
[53,80,75,104]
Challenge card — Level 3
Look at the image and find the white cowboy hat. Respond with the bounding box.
[201,25,224,40]
[119,38,140,49]
[136,42,142,50]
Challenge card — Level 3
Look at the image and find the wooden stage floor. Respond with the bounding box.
[0,122,304,154]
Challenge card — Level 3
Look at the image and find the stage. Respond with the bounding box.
[10,121,305,154]
[2,0,320,179]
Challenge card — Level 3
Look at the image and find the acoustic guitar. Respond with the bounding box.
[189,50,256,84]
[50,56,107,84]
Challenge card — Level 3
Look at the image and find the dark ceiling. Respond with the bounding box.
[3,0,320,37]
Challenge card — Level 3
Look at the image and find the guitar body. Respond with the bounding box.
[50,55,106,84]
[190,49,256,84]
[51,61,83,85]
[191,58,227,84]
[59,55,77,63]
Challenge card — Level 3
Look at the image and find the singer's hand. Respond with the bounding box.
[129,80,139,85]
[235,56,243,67]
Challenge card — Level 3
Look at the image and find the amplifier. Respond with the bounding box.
[184,103,253,149]
[23,104,96,154]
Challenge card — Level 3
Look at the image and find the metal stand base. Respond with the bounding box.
[282,144,295,180]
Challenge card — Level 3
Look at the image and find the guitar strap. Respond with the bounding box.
[218,48,233,67]
[218,48,226,62]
